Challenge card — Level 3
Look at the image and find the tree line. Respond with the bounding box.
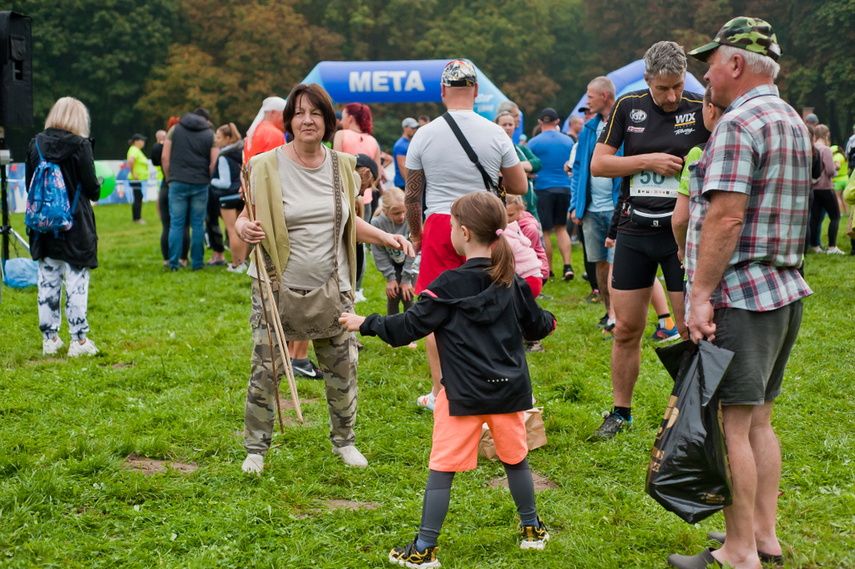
[4,0,853,160]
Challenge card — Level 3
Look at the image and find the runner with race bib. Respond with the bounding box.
[589,41,709,440]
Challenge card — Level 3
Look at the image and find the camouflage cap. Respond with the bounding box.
[688,17,782,62]
[441,59,478,87]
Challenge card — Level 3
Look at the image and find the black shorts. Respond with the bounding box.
[535,190,570,231]
[611,230,683,291]
[211,187,244,210]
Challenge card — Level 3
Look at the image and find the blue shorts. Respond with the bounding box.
[582,210,614,263]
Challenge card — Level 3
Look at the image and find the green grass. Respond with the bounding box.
[1,204,853,568]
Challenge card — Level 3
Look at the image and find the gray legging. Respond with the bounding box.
[417,458,537,546]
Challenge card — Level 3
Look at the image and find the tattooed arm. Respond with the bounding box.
[405,168,426,253]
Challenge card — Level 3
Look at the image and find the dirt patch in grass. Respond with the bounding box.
[489,471,558,491]
[100,362,135,370]
[122,453,197,475]
[278,397,319,411]
[322,499,380,511]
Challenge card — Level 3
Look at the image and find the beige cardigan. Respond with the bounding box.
[249,147,360,291]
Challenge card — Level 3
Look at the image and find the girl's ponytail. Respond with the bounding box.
[489,231,516,286]
[450,192,516,287]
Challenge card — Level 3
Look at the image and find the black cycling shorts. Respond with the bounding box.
[611,230,684,291]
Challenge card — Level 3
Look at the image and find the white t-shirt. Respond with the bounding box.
[405,110,519,217]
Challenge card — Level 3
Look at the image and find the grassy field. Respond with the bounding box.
[1,203,853,569]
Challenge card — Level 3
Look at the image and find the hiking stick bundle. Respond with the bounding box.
[242,165,303,429]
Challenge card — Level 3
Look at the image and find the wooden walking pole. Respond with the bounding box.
[243,165,303,426]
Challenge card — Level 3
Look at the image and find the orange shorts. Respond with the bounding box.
[415,214,466,294]
[429,389,528,472]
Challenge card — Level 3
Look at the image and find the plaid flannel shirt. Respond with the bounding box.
[686,85,813,312]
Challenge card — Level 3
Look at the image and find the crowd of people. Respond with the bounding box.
[22,13,853,569]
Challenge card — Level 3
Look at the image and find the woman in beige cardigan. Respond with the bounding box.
[235,84,413,474]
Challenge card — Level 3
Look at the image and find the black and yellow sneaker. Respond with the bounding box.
[389,538,441,568]
[519,517,550,550]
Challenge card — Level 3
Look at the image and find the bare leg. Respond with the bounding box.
[651,278,669,315]
[553,224,573,265]
[668,290,688,339]
[221,208,249,265]
[290,340,310,360]
[596,260,611,314]
[542,230,553,275]
[749,401,782,556]
[610,287,653,407]
[712,405,763,569]
[426,333,442,397]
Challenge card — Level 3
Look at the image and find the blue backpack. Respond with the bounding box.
[25,139,81,237]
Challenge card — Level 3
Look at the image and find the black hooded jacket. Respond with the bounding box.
[26,128,100,268]
[360,258,556,416]
[168,113,214,185]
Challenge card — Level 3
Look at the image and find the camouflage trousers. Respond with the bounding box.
[243,279,359,455]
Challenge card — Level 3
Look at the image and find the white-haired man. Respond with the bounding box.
[668,17,812,569]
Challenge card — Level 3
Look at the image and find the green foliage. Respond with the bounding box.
[0,205,854,568]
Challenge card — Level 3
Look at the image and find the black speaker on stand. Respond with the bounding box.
[1,11,33,296]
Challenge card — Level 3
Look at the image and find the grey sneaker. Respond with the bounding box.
[594,411,631,440]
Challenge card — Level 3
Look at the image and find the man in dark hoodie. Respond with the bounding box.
[161,108,218,271]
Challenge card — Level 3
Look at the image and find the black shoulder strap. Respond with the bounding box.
[442,112,496,192]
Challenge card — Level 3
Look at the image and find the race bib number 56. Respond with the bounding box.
[630,170,680,198]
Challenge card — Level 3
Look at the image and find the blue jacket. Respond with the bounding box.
[569,114,621,219]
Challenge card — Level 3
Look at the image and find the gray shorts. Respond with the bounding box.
[713,301,803,405]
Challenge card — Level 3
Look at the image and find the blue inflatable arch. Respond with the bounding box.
[299,59,524,141]
[562,59,706,132]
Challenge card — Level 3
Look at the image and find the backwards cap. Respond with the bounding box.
[441,60,478,87]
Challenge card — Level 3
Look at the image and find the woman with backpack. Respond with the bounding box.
[26,97,101,357]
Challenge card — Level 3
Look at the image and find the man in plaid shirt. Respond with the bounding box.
[669,17,812,569]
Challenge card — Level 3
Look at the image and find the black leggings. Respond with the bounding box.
[130,181,144,221]
[158,180,190,261]
[808,189,840,248]
[206,186,225,253]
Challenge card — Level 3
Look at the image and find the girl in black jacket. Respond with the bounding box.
[340,191,556,567]
[26,97,101,357]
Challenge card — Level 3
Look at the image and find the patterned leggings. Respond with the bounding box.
[243,279,359,455]
[37,258,91,341]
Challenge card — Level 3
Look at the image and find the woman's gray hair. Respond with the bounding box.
[717,45,780,80]
[644,41,687,78]
[497,101,518,114]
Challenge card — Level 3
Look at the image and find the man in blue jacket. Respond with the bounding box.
[569,77,620,329]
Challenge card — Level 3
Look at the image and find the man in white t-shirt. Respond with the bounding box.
[404,59,527,410]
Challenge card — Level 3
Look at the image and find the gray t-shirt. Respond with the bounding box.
[405,110,519,218]
[247,146,350,290]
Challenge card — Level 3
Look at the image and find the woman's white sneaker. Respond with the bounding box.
[332,445,368,467]
[67,339,98,357]
[43,337,64,355]
[241,453,265,474]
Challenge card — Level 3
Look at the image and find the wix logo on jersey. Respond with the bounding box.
[674,113,696,126]
[630,109,648,123]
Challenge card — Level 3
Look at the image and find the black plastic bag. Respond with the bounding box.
[645,340,735,524]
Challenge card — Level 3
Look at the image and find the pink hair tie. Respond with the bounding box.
[496,229,504,236]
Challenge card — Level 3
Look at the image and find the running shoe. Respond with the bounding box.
[562,264,575,281]
[596,314,610,329]
[810,246,824,254]
[593,411,631,440]
[353,289,367,303]
[525,340,544,353]
[227,261,248,274]
[416,391,436,412]
[68,338,98,357]
[519,517,550,550]
[583,290,601,304]
[826,246,845,255]
[649,323,679,343]
[389,537,440,568]
[43,337,64,356]
[601,321,615,341]
[291,358,324,380]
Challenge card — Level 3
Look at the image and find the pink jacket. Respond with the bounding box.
[516,212,549,279]
[503,220,543,279]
